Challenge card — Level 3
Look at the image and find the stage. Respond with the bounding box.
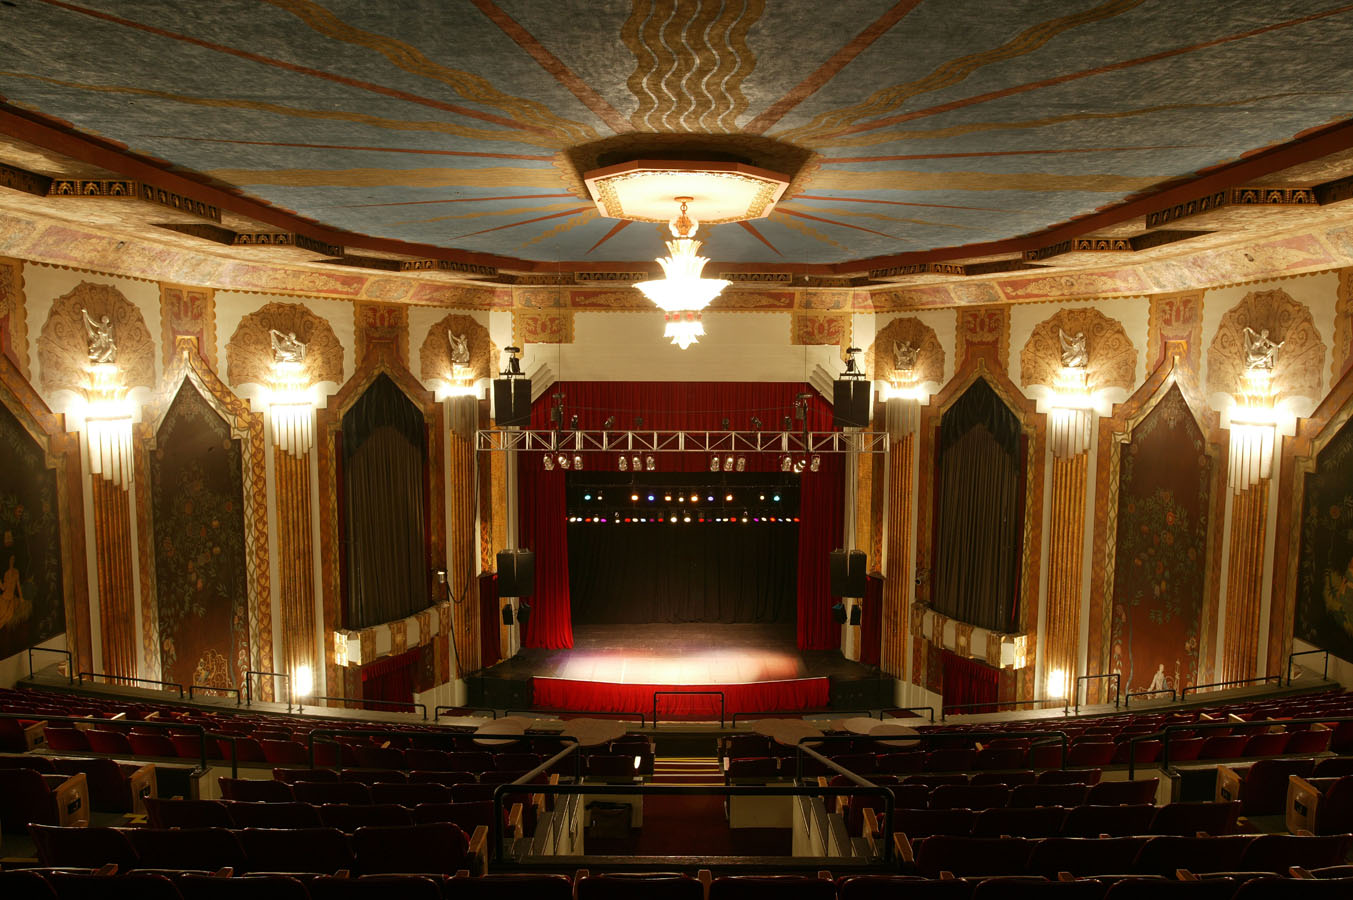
[471,624,889,717]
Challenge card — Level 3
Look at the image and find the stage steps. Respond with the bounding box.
[651,755,724,786]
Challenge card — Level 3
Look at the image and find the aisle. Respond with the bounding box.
[634,756,731,855]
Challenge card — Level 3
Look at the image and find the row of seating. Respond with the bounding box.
[824,777,1157,810]
[146,797,523,836]
[0,754,155,813]
[872,802,1242,840]
[219,774,545,805]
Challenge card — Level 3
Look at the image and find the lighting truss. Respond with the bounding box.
[475,429,889,454]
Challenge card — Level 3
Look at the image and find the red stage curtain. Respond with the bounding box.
[533,676,829,719]
[517,455,573,649]
[479,573,501,668]
[796,450,844,650]
[362,647,419,707]
[941,649,999,714]
[860,574,883,666]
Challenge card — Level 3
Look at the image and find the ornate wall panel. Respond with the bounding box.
[447,396,480,677]
[159,284,216,372]
[1336,270,1353,381]
[1019,307,1136,392]
[0,257,28,379]
[1293,411,1353,664]
[226,301,343,389]
[419,314,495,386]
[512,308,574,345]
[867,317,944,387]
[1222,480,1269,682]
[275,447,316,698]
[90,477,135,677]
[956,306,1010,371]
[1206,289,1325,404]
[1147,291,1203,373]
[355,302,409,368]
[880,426,913,678]
[38,282,155,397]
[791,312,850,354]
[1045,453,1088,699]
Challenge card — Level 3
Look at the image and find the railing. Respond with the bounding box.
[653,690,725,728]
[435,706,499,721]
[244,670,292,711]
[297,695,426,719]
[1178,674,1284,701]
[306,727,582,779]
[211,732,240,779]
[1070,673,1121,714]
[27,646,72,683]
[1124,714,1353,779]
[189,684,241,703]
[1289,649,1332,685]
[728,708,888,727]
[792,730,1070,781]
[939,697,1062,719]
[78,671,184,698]
[0,711,211,775]
[886,706,937,723]
[1124,687,1177,707]
[505,708,645,727]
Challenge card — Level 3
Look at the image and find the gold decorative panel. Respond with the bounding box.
[225,301,344,389]
[1020,307,1136,392]
[160,283,216,372]
[1206,288,1325,403]
[956,306,1010,370]
[418,314,495,385]
[38,282,155,397]
[868,316,944,386]
[0,257,29,379]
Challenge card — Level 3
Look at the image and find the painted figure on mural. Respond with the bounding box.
[1147,663,1167,694]
[81,308,116,364]
[1243,326,1284,370]
[448,331,471,368]
[0,531,30,630]
[893,340,917,373]
[1323,552,1353,640]
[269,329,306,365]
[1059,328,1088,369]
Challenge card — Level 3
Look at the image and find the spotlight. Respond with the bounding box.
[710,456,721,472]
[558,454,570,470]
[780,456,792,473]
[751,416,762,431]
[721,417,730,430]
[619,456,628,472]
[759,494,765,501]
[736,456,745,472]
[648,494,655,501]
[810,455,821,472]
[690,494,699,502]
[583,493,592,501]
[725,493,733,502]
[569,415,579,430]
[723,455,734,472]
[683,515,691,523]
[631,493,639,501]
[573,454,583,470]
[707,495,714,502]
[604,416,616,430]
[664,494,672,502]
[793,459,806,474]
[773,494,781,502]
[783,415,792,430]
[632,455,641,471]
[645,456,655,471]
[543,455,554,471]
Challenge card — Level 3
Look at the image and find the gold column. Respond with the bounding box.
[274,445,316,695]
[1222,480,1269,683]
[1045,452,1088,701]
[448,396,480,676]
[881,412,915,678]
[91,475,136,678]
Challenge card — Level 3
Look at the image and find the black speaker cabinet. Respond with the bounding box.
[492,378,532,427]
[829,548,867,597]
[467,674,532,709]
[832,379,872,429]
[496,548,536,597]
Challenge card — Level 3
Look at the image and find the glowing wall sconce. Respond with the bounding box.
[1048,365,1094,458]
[268,359,313,456]
[85,362,134,487]
[1046,668,1070,700]
[293,664,314,698]
[1227,333,1280,493]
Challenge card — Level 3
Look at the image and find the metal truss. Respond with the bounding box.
[475,428,889,454]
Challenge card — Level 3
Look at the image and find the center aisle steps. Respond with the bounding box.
[653,756,726,786]
[632,756,790,856]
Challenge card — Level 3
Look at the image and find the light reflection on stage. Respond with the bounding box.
[550,623,804,684]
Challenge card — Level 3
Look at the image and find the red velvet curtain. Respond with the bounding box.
[479,573,501,668]
[860,574,883,666]
[361,647,419,707]
[517,454,573,649]
[796,449,843,650]
[941,649,999,714]
[533,676,830,719]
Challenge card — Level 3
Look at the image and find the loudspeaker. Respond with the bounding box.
[501,604,514,626]
[830,601,847,625]
[849,604,862,626]
[517,601,532,626]
[829,548,867,597]
[496,549,535,597]
[832,379,872,429]
[492,377,532,427]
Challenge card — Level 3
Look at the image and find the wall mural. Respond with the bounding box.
[1111,384,1214,694]
[1296,417,1353,662]
[0,399,63,659]
[151,381,249,689]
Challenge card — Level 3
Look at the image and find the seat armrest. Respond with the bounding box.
[862,806,880,839]
[894,832,914,866]
[1287,774,1322,835]
[467,825,488,875]
[129,764,157,816]
[55,771,90,826]
[1215,765,1241,805]
[507,802,524,839]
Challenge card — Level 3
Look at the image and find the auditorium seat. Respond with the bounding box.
[1232,878,1353,900]
[1111,741,1162,765]
[1087,778,1158,806]
[973,747,1028,770]
[43,726,91,752]
[0,871,56,900]
[1148,801,1240,836]
[929,783,1009,810]
[0,768,89,830]
[836,875,972,900]
[235,826,355,873]
[85,729,134,754]
[341,769,407,785]
[970,877,1107,900]
[708,875,835,900]
[127,731,178,757]
[1060,804,1156,837]
[875,752,923,774]
[293,781,372,805]
[30,823,140,870]
[1311,757,1353,777]
[128,827,248,871]
[1242,733,1290,757]
[1285,730,1333,755]
[726,757,778,779]
[923,749,977,772]
[177,874,309,900]
[1066,743,1117,768]
[170,733,211,759]
[411,799,497,831]
[892,808,977,838]
[1040,769,1102,785]
[1198,735,1250,759]
[909,835,1035,877]
[144,798,234,829]
[1102,878,1237,900]
[447,751,495,772]
[274,768,338,784]
[1008,783,1089,808]
[494,752,544,771]
[404,748,454,770]
[444,873,574,900]
[576,872,704,900]
[1025,836,1148,876]
[1130,835,1252,876]
[351,823,472,875]
[317,802,413,832]
[46,870,183,900]
[1219,759,1314,816]
[1289,774,1353,834]
[308,875,442,900]
[971,805,1067,837]
[972,770,1036,787]
[906,773,970,787]
[370,781,452,805]
[1167,737,1205,762]
[354,746,405,770]
[260,740,310,767]
[1236,833,1351,873]
[407,769,475,787]
[53,757,156,814]
[220,778,293,802]
[224,800,324,828]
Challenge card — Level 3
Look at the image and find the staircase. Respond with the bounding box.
[651,755,724,786]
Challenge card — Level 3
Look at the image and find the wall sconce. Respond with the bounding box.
[1228,337,1280,492]
[1046,667,1069,699]
[85,362,134,487]
[1048,365,1093,458]
[268,359,314,456]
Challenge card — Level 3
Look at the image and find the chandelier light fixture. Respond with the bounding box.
[634,197,730,350]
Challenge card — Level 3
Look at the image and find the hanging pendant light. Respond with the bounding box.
[634,197,730,350]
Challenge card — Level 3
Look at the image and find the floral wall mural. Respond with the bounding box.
[1296,418,1353,663]
[151,381,249,689]
[0,399,63,659]
[1111,384,1214,694]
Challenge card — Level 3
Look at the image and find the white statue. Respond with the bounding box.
[1147,663,1167,694]
[269,329,306,364]
[893,340,918,372]
[447,331,471,367]
[82,308,116,364]
[1242,326,1283,370]
[1059,328,1088,369]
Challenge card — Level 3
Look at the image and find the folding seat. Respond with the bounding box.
[219,778,294,802]
[1060,804,1156,838]
[911,835,1035,877]
[1220,758,1314,816]
[353,746,405,770]
[236,826,355,874]
[836,875,973,900]
[1111,741,1162,765]
[29,823,140,870]
[260,740,310,767]
[1241,732,1289,757]
[85,729,134,754]
[905,773,970,787]
[1165,737,1205,762]
[1102,877,1237,900]
[43,727,91,752]
[144,797,233,829]
[177,874,309,900]
[1148,801,1240,836]
[0,871,56,900]
[585,754,639,777]
[407,769,476,787]
[1067,742,1117,768]
[1030,744,1065,769]
[1130,835,1252,875]
[0,768,90,831]
[971,805,1067,837]
[1286,729,1333,755]
[293,781,372,805]
[970,877,1107,900]
[446,751,494,772]
[708,875,835,900]
[1231,878,1353,900]
[351,823,471,875]
[308,875,442,900]
[724,734,772,759]
[1311,757,1353,778]
[127,732,178,757]
[0,755,55,771]
[1087,778,1158,806]
[1237,833,1351,873]
[929,783,1009,810]
[1198,735,1249,760]
[224,800,324,828]
[973,770,1035,787]
[1009,783,1089,808]
[128,827,248,872]
[479,769,540,785]
[1308,865,1353,878]
[403,748,454,771]
[412,800,497,831]
[318,802,414,832]
[875,752,924,774]
[371,781,452,805]
[340,769,406,785]
[274,767,338,784]
[1026,836,1148,877]
[974,747,1028,770]
[170,733,214,760]
[494,752,543,771]
[891,807,976,838]
[1040,768,1102,785]
[889,783,933,809]
[45,870,183,900]
[443,872,573,900]
[726,756,777,779]
[576,872,704,900]
[924,749,977,772]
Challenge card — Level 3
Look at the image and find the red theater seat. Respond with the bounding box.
[1130,835,1252,876]
[1087,778,1158,806]
[911,835,1035,877]
[293,781,372,805]
[971,805,1067,837]
[127,732,178,757]
[0,769,89,831]
[577,873,704,900]
[1237,833,1351,873]
[177,874,308,900]
[709,875,835,900]
[308,875,442,900]
[30,823,140,870]
[1026,835,1148,877]
[224,800,324,829]
[1148,801,1240,836]
[0,871,56,900]
[1008,783,1088,808]
[1060,804,1155,837]
[236,826,355,874]
[929,783,1008,810]
[144,798,233,829]
[220,777,293,802]
[318,802,414,832]
[351,823,471,875]
[836,875,972,900]
[129,827,248,871]
[445,873,574,900]
[371,781,452,805]
[46,870,183,900]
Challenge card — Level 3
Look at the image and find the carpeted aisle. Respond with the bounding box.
[634,757,790,856]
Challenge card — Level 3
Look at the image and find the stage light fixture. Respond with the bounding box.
[583,493,592,501]
[793,459,806,474]
[543,455,554,470]
[810,455,821,472]
[618,456,628,471]
[569,414,579,430]
[664,493,672,502]
[780,456,792,473]
[648,494,655,501]
[631,493,639,501]
[707,495,714,502]
[632,455,642,471]
[725,492,733,501]
[690,494,699,502]
[759,494,765,501]
[773,494,781,502]
[557,453,570,470]
[830,601,847,625]
[683,515,691,523]
[736,456,745,472]
[645,456,655,471]
[604,416,616,430]
[574,454,583,469]
[723,455,734,472]
[710,455,720,472]
[516,602,532,626]
[751,416,762,430]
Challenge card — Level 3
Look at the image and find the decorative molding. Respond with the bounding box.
[956,305,1010,371]
[354,302,409,369]
[38,281,155,397]
[419,313,495,386]
[0,256,29,379]
[1147,290,1205,373]
[159,283,216,373]
[225,301,343,389]
[868,317,944,387]
[1019,307,1137,393]
[1205,288,1325,404]
[791,311,851,354]
[1338,269,1353,381]
[1146,186,1318,228]
[513,308,574,345]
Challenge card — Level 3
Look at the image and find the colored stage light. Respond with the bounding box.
[725,493,733,501]
[690,494,699,502]
[583,493,591,501]
[698,517,705,523]
[773,494,781,502]
[665,494,672,501]
[648,494,655,501]
[707,495,714,502]
[741,516,748,523]
[631,493,639,501]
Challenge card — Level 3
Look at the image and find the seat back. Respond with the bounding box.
[0,767,59,830]
[224,800,324,828]
[85,729,134,754]
[913,835,1033,877]
[293,781,372,805]
[127,732,177,757]
[1238,833,1352,873]
[1149,801,1241,836]
[1008,783,1088,808]
[219,778,294,802]
[236,826,355,873]
[1086,778,1158,806]
[412,800,496,830]
[178,873,309,900]
[144,797,233,829]
[971,805,1067,837]
[351,823,469,875]
[1237,759,1315,816]
[128,827,247,871]
[444,873,573,900]
[1060,804,1155,837]
[29,823,139,870]
[577,873,704,900]
[1026,835,1148,876]
[708,875,835,900]
[892,808,976,838]
[318,802,414,832]
[1131,835,1252,875]
[929,783,1008,810]
[308,875,442,900]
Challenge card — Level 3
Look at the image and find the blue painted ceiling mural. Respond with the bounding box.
[0,0,1351,265]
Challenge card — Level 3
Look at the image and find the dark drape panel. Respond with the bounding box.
[568,522,796,624]
[517,455,573,649]
[534,675,830,718]
[479,573,501,667]
[797,451,844,650]
[860,574,883,667]
[941,649,999,714]
[342,374,429,629]
[361,647,418,707]
[933,379,1023,632]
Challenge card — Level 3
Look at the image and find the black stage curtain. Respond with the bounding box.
[932,378,1024,633]
[342,373,429,629]
[568,522,797,625]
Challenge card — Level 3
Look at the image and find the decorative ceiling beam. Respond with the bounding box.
[1023,229,1210,261]
[1145,186,1318,228]
[154,222,338,254]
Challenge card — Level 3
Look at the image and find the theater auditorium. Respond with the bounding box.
[1,0,1353,895]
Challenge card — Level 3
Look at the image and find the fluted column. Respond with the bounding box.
[1044,451,1088,702]
[90,472,136,678]
[273,436,316,697]
[1222,479,1269,682]
[881,397,917,678]
[447,396,480,677]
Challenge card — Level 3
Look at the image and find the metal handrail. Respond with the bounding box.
[1288,649,1332,685]
[791,730,1070,779]
[298,695,426,719]
[885,707,937,723]
[1070,672,1121,714]
[653,690,725,728]
[1178,674,1284,700]
[489,736,581,864]
[940,697,1062,718]
[210,732,239,779]
[504,708,645,726]
[727,708,886,727]
[189,684,241,704]
[27,646,73,683]
[1125,714,1353,779]
[1124,687,1177,707]
[436,706,499,721]
[244,670,292,711]
[305,728,583,780]
[0,711,210,775]
[78,671,184,698]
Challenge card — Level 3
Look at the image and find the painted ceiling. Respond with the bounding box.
[2,0,1353,269]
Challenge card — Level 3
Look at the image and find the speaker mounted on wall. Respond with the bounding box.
[496,548,535,597]
[829,548,868,597]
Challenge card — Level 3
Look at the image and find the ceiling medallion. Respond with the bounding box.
[633,197,730,350]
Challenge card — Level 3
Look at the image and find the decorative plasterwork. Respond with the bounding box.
[513,308,574,346]
[1205,288,1326,403]
[37,281,155,397]
[1147,291,1205,374]
[419,313,495,386]
[159,283,216,372]
[1332,269,1353,381]
[354,302,409,369]
[1020,307,1137,393]
[0,256,28,379]
[583,161,790,224]
[956,306,1011,371]
[867,317,945,387]
[225,301,344,389]
[791,311,851,354]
